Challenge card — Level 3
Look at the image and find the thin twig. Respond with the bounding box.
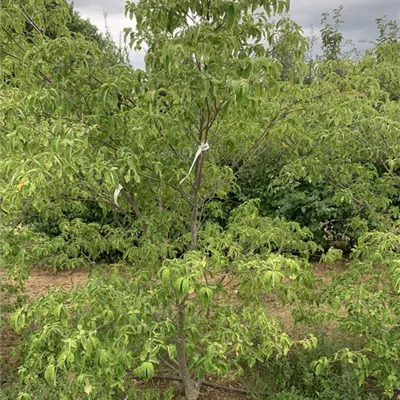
[19,4,43,35]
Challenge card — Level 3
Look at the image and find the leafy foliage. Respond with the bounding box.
[238,13,400,249]
[1,0,312,398]
[11,203,318,398]
[249,332,383,399]
[289,230,400,395]
[1,1,399,399]
[320,6,344,61]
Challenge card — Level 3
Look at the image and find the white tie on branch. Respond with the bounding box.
[180,142,210,185]
[114,184,123,207]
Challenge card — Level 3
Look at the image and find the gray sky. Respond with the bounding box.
[71,0,400,69]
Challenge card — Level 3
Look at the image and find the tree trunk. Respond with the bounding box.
[188,151,205,251]
[177,303,201,400]
[180,121,207,398]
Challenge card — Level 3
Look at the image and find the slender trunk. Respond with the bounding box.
[178,111,207,399]
[189,151,205,250]
[177,302,201,400]
[179,152,204,399]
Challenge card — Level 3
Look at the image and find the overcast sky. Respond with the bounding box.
[71,0,400,69]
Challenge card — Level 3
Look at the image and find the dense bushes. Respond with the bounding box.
[236,156,357,250]
[252,333,383,399]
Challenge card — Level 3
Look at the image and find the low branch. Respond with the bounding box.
[1,48,52,84]
[381,83,400,100]
[25,196,115,206]
[232,111,282,171]
[130,375,271,396]
[120,189,147,233]
[138,171,194,206]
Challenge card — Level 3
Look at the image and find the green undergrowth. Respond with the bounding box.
[248,332,384,399]
[0,330,384,400]
[0,379,175,400]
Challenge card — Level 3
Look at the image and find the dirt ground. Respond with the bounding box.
[1,267,89,300]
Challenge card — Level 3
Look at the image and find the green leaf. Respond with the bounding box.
[175,277,189,297]
[160,267,170,284]
[199,287,213,306]
[44,364,56,386]
[84,381,93,395]
[10,309,25,334]
[226,3,235,28]
[138,361,154,380]
[17,394,32,400]
[99,350,108,367]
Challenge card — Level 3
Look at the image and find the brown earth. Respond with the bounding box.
[21,267,89,298]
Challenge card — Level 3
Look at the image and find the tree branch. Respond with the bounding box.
[120,188,147,233]
[19,4,44,35]
[137,171,194,205]
[129,374,271,396]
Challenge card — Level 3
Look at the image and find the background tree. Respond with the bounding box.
[1,1,316,399]
[320,5,344,61]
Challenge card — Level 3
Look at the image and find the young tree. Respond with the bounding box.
[320,5,344,61]
[2,1,320,399]
[376,16,400,45]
